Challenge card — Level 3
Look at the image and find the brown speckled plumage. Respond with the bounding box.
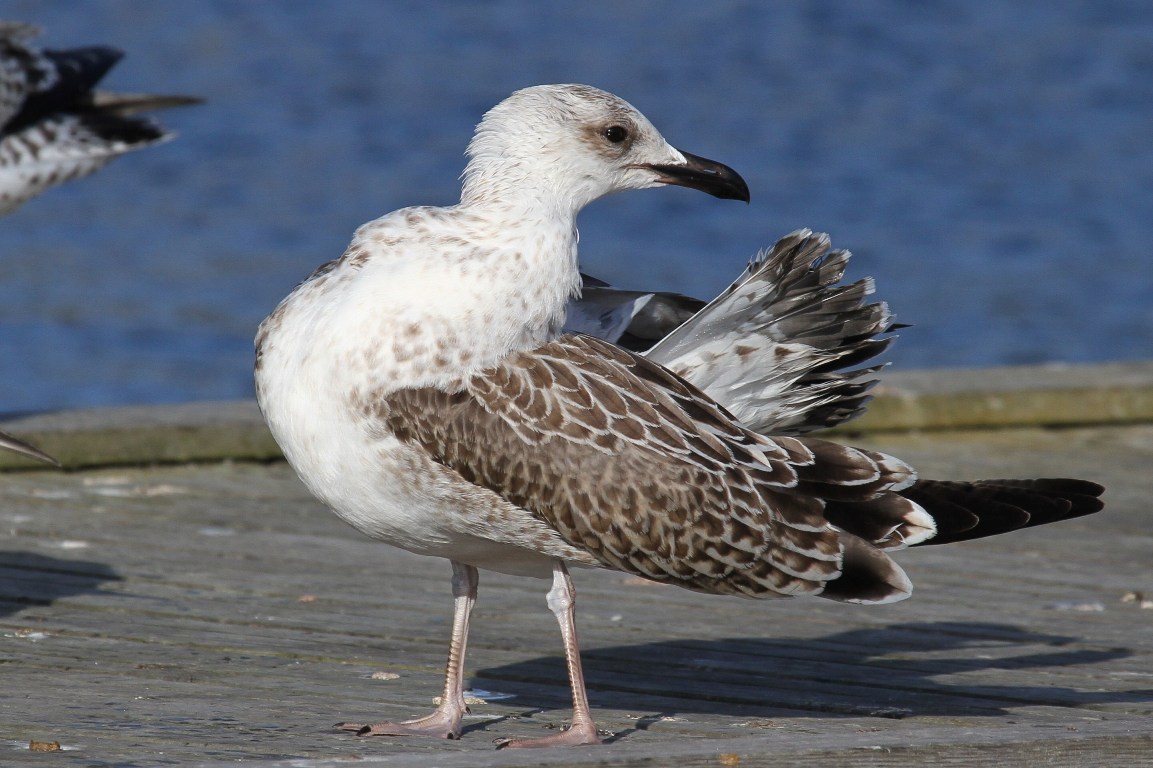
[380,333,898,599]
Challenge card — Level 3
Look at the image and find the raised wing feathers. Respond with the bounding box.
[642,229,897,434]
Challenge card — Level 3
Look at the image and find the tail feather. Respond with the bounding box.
[822,493,937,549]
[902,478,1104,545]
[824,477,1104,550]
[817,477,1102,604]
[819,532,913,604]
[973,478,1105,520]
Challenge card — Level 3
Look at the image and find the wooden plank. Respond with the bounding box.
[0,424,1150,766]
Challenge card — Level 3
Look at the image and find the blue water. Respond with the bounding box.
[2,1,1152,411]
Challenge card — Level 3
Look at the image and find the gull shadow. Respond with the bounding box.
[471,622,1152,735]
[0,550,122,618]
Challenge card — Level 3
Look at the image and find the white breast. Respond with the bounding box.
[254,206,591,577]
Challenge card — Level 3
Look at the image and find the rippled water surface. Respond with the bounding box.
[2,1,1151,410]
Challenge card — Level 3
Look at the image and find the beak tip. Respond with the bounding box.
[648,149,751,203]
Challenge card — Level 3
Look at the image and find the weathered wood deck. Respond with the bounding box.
[2,365,1151,766]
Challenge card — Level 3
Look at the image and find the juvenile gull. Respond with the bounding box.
[0,21,200,216]
[255,84,1103,748]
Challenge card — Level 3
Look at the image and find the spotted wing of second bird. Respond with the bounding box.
[0,22,200,215]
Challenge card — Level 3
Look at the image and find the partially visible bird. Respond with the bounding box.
[569,229,897,435]
[0,427,57,465]
[0,21,200,215]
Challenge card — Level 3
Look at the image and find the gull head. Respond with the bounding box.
[461,84,749,210]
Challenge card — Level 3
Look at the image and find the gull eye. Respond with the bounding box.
[603,125,629,144]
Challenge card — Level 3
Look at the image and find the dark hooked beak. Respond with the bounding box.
[637,149,750,202]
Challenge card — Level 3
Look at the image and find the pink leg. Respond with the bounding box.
[496,561,602,749]
[335,560,478,739]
